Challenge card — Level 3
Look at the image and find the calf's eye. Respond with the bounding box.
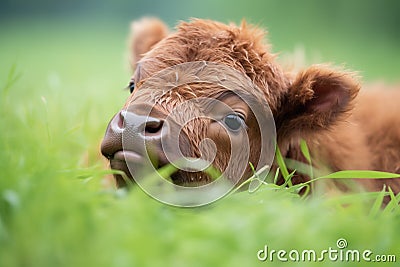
[223,114,246,132]
[128,81,135,93]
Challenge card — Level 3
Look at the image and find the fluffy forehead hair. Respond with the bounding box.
[130,60,268,115]
[133,19,289,112]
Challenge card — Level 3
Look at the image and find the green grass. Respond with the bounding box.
[0,16,400,267]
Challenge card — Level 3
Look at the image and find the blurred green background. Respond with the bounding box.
[1,0,399,84]
[0,1,399,267]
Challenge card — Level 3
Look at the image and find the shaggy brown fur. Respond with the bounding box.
[104,17,400,192]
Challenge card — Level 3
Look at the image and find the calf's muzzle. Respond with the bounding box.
[101,110,167,164]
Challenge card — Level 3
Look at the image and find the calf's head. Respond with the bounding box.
[101,18,360,192]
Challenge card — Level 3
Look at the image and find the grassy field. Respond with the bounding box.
[1,11,400,267]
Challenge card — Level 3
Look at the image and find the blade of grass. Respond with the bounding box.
[281,170,297,187]
[290,170,400,193]
[300,139,311,163]
[248,163,270,193]
[382,187,400,215]
[275,146,292,186]
[369,186,387,217]
[232,164,271,194]
[273,167,280,184]
[300,139,313,180]
[317,170,400,180]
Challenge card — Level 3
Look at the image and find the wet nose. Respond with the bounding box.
[100,110,166,159]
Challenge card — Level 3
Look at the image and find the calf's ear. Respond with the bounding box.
[276,65,360,138]
[128,17,168,67]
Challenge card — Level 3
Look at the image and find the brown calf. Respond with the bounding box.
[101,18,400,193]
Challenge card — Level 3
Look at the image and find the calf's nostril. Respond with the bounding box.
[117,111,125,129]
[108,111,125,132]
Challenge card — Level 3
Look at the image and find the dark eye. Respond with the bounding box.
[223,113,246,132]
[128,81,135,93]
